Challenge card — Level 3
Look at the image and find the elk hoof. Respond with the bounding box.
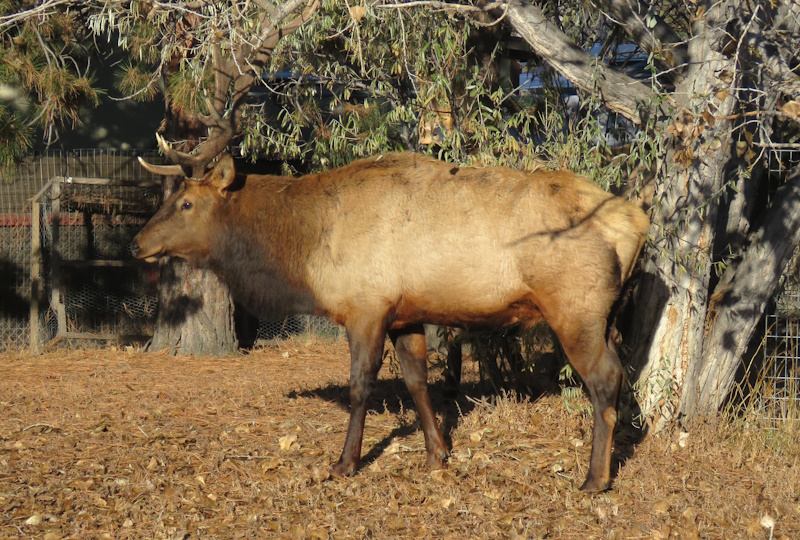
[579,477,610,492]
[332,460,358,476]
[426,448,449,469]
[426,455,446,470]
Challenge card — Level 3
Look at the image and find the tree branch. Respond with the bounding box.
[596,0,689,82]
[142,0,320,176]
[747,5,800,107]
[0,0,74,29]
[504,0,657,125]
[253,0,320,61]
[377,0,505,11]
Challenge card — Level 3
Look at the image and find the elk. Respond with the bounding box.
[132,136,649,491]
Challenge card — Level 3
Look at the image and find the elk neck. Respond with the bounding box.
[206,175,322,319]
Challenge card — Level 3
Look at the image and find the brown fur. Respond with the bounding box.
[132,152,650,491]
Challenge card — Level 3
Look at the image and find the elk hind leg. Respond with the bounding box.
[558,323,623,491]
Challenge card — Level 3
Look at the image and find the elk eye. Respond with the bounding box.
[181,200,193,211]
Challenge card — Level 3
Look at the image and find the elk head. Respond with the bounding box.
[132,0,321,261]
[131,152,236,264]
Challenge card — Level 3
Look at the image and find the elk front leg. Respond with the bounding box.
[390,325,449,468]
[333,317,387,476]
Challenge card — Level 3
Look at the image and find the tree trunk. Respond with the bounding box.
[146,96,238,356]
[623,2,741,427]
[690,169,800,416]
[628,158,725,427]
[149,258,237,355]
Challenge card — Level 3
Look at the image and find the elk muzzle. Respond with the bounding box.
[130,236,161,263]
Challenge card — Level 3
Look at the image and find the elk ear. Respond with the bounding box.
[206,154,236,194]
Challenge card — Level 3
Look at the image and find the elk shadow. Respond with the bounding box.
[609,391,646,487]
[607,268,671,487]
[290,359,576,473]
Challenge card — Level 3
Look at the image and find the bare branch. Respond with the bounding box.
[0,0,74,29]
[504,0,657,125]
[254,0,320,60]
[376,0,505,11]
[747,5,800,102]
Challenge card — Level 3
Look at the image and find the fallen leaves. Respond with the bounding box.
[278,432,299,452]
[0,345,798,538]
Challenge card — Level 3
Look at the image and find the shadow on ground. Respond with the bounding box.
[291,372,646,486]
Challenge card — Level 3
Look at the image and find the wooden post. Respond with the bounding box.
[29,200,41,352]
[49,179,67,340]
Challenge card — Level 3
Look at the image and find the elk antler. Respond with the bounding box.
[139,31,237,179]
[137,0,320,179]
[138,132,233,180]
[137,155,184,177]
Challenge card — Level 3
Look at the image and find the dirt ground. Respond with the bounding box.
[1,339,798,539]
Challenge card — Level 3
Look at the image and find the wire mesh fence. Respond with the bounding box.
[762,145,800,423]
[254,315,346,343]
[0,151,76,348]
[763,252,800,424]
[33,178,162,345]
[21,150,166,348]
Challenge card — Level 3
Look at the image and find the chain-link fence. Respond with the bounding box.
[0,150,166,349]
[254,315,345,343]
[31,174,163,346]
[0,152,82,348]
[0,149,344,351]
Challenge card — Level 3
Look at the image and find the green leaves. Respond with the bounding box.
[166,68,211,117]
[0,3,100,152]
[115,61,158,103]
[0,103,30,174]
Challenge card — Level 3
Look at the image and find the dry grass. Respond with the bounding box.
[1,338,798,539]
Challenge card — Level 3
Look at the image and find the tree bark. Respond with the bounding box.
[628,1,740,426]
[689,169,800,416]
[149,258,237,355]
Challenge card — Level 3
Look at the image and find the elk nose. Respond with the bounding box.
[130,239,140,258]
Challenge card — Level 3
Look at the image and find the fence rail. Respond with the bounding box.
[762,146,800,423]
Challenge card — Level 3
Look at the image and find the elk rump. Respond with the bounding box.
[131,152,650,491]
